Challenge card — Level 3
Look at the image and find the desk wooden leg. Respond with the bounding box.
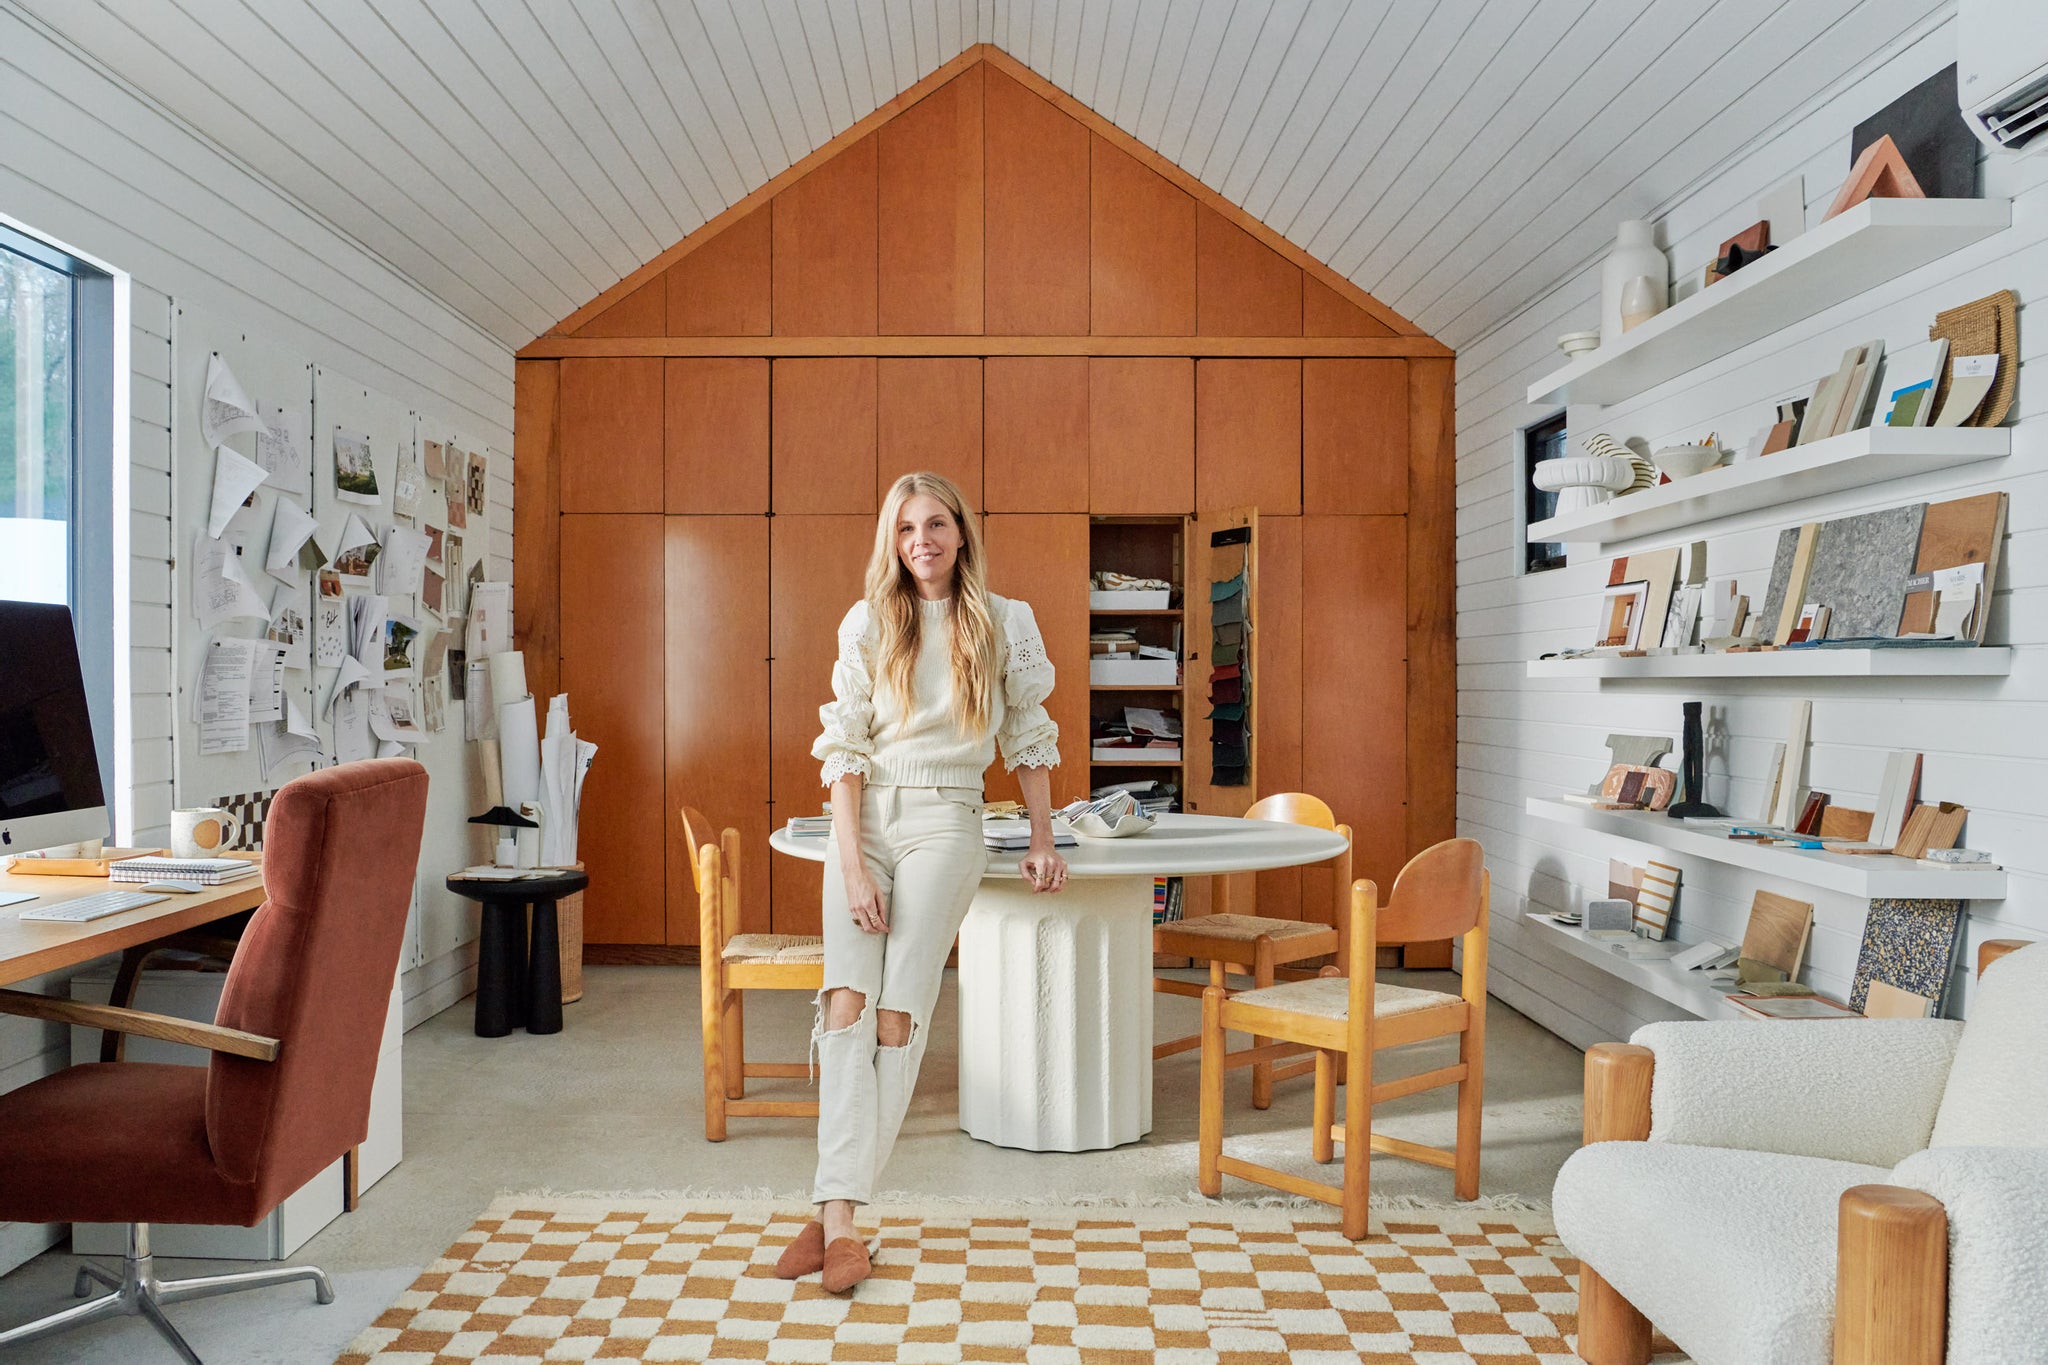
[526,901,564,1035]
[343,1147,360,1212]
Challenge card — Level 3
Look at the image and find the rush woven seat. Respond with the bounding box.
[722,934,826,964]
[1229,974,1459,1021]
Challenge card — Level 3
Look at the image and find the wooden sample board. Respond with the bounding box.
[1741,890,1814,980]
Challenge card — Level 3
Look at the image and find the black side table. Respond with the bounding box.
[445,870,589,1037]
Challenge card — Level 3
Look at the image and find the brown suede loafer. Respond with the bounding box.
[821,1236,872,1293]
[774,1220,826,1279]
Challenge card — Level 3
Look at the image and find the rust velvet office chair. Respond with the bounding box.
[0,759,429,1362]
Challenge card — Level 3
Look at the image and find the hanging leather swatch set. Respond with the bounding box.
[1207,527,1251,787]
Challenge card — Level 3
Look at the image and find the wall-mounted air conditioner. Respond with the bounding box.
[1959,0,2048,154]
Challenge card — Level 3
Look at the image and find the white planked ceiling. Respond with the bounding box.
[16,0,1947,351]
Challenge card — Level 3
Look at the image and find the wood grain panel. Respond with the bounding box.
[561,514,666,944]
[559,358,664,513]
[877,358,982,507]
[1304,277,1398,337]
[1304,359,1409,515]
[1252,515,1305,923]
[513,359,561,702]
[1090,136,1196,336]
[772,134,878,336]
[772,357,877,514]
[983,66,1088,335]
[981,514,1091,809]
[770,516,876,934]
[665,207,770,336]
[1197,207,1302,337]
[666,358,768,514]
[879,65,983,335]
[665,517,771,944]
[574,275,665,337]
[1088,358,1192,514]
[1406,357,1457,862]
[1301,516,1407,901]
[983,357,1088,512]
[1196,359,1301,515]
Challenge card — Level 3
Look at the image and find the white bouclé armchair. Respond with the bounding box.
[1551,939,2048,1365]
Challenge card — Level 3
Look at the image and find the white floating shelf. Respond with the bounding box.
[1526,797,2006,901]
[1523,913,1739,1020]
[1527,198,2011,409]
[1529,427,2011,547]
[1526,648,2011,680]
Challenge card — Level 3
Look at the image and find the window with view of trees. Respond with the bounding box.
[1,228,78,605]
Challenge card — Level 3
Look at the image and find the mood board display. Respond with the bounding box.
[170,303,498,969]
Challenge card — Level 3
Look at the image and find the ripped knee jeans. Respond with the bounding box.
[811,785,987,1206]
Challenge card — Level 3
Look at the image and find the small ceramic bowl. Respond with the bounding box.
[1065,810,1156,839]
[1557,329,1601,357]
[1651,443,1724,479]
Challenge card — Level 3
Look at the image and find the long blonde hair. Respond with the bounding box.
[866,472,1000,737]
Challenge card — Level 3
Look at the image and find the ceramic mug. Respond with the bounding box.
[171,807,243,859]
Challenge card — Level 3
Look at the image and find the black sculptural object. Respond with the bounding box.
[1668,700,1721,818]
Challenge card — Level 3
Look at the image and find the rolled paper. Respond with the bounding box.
[487,650,528,709]
[498,695,542,813]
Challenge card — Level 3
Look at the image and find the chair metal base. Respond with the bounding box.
[0,1223,333,1364]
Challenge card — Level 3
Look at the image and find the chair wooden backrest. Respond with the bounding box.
[1235,793,1354,954]
[1244,792,1338,829]
[1376,837,1486,944]
[681,807,742,952]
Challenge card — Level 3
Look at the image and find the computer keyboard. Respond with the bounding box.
[16,890,166,923]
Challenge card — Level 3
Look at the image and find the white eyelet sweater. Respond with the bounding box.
[813,594,1060,789]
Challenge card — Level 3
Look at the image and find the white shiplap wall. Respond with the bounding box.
[1457,14,2046,1049]
[0,12,517,1272]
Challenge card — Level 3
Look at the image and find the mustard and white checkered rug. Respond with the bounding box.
[335,1196,1615,1363]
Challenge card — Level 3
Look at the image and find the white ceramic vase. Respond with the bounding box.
[1601,220,1667,345]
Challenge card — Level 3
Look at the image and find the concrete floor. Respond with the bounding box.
[0,965,1588,1364]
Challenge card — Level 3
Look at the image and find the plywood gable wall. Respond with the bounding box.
[525,48,1430,351]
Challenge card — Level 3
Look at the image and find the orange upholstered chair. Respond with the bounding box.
[0,759,429,1359]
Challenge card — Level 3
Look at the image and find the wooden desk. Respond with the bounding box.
[0,856,266,987]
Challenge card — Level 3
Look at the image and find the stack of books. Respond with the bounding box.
[109,856,258,885]
[1092,778,1177,816]
[1091,706,1182,761]
[784,815,833,838]
[981,816,1078,853]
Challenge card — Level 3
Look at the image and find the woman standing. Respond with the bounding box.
[775,471,1067,1293]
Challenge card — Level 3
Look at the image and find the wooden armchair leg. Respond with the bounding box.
[1835,1185,1947,1365]
[1250,937,1276,1110]
[1311,1049,1335,1164]
[1576,1265,1651,1365]
[1198,986,1224,1197]
[723,991,745,1100]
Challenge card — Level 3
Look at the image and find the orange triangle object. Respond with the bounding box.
[1823,134,1926,221]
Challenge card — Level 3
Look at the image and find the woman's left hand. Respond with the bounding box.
[1019,844,1067,894]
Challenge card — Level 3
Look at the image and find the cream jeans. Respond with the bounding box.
[811,784,987,1206]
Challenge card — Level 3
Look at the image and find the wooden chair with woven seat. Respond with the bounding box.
[684,808,823,1141]
[1198,836,1488,1239]
[1153,792,1352,1109]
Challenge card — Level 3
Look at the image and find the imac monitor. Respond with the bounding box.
[0,601,110,854]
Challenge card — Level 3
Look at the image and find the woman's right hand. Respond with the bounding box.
[842,862,889,934]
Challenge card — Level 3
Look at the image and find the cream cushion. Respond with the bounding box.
[1890,1146,2048,1364]
[722,933,825,964]
[1554,1141,1890,1365]
[1227,974,1455,1021]
[1162,913,1335,944]
[1931,942,2048,1148]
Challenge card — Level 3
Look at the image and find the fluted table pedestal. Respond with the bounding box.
[956,875,1155,1151]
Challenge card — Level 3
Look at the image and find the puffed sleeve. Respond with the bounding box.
[812,602,877,786]
[996,598,1061,771]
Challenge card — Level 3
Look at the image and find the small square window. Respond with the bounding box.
[1521,412,1567,575]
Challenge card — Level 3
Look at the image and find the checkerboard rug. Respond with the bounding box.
[335,1195,1639,1364]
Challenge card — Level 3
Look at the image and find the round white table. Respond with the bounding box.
[768,813,1348,1152]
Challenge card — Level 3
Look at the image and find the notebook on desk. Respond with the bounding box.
[108,857,258,886]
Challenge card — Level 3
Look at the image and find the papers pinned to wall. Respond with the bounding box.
[332,513,381,583]
[465,449,489,518]
[257,695,323,781]
[334,427,380,505]
[466,581,510,658]
[393,443,425,521]
[194,636,258,755]
[379,524,430,600]
[264,497,322,584]
[202,354,264,448]
[207,445,269,538]
[255,402,311,500]
[192,533,270,631]
[266,583,310,671]
[314,570,347,668]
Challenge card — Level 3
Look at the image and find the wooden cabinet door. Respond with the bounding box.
[1197,359,1301,514]
[665,517,771,944]
[769,516,876,933]
[877,359,982,508]
[772,134,878,336]
[1300,515,1407,901]
[559,359,663,513]
[1090,137,1195,335]
[665,207,770,336]
[560,514,666,944]
[879,65,983,335]
[1251,515,1305,923]
[1304,359,1407,515]
[984,357,1088,512]
[1089,358,1193,514]
[773,358,877,515]
[667,358,768,514]
[984,67,1088,335]
[981,514,1091,808]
